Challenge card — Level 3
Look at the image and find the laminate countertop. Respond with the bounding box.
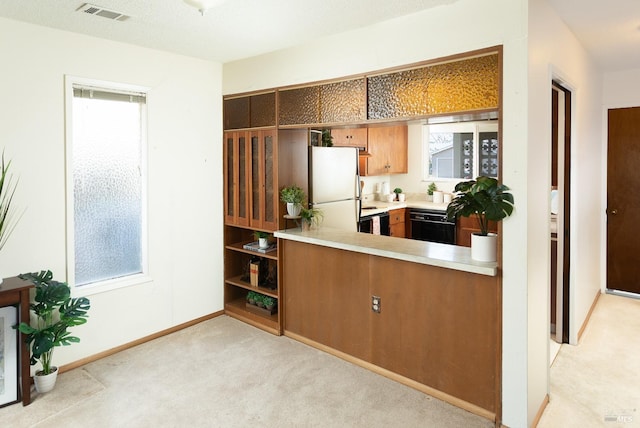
[274,227,497,276]
[359,200,449,217]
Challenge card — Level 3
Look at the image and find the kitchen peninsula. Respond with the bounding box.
[275,227,500,419]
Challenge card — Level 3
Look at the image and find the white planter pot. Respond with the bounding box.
[397,193,406,202]
[471,233,497,262]
[258,238,268,249]
[286,203,301,217]
[34,367,58,394]
[433,191,444,204]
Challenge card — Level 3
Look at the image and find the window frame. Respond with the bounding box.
[64,75,152,295]
[422,120,499,182]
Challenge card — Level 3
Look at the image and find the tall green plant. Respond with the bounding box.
[0,151,20,252]
[446,176,515,236]
[16,270,91,375]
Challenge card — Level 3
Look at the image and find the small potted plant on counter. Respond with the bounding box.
[300,207,323,231]
[393,187,405,202]
[427,182,437,201]
[16,270,91,393]
[446,176,515,262]
[280,185,305,217]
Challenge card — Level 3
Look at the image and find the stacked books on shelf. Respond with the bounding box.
[242,241,277,254]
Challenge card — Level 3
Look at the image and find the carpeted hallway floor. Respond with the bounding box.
[3,292,637,427]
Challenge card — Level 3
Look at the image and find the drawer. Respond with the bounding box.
[390,222,405,238]
[388,209,405,225]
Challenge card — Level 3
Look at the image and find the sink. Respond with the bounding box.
[362,206,378,210]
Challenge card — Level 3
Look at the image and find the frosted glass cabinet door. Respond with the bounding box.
[249,129,278,231]
[224,131,250,226]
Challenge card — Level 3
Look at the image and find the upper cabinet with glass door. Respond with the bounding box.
[423,120,499,180]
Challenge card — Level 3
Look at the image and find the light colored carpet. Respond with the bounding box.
[538,293,640,428]
[1,316,492,428]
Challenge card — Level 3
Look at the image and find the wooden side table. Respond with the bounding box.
[0,276,33,406]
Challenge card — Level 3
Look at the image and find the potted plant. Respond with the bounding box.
[253,231,270,249]
[16,270,91,393]
[427,182,437,201]
[321,129,333,147]
[280,185,305,217]
[0,151,22,283]
[263,296,275,311]
[446,176,515,262]
[246,291,256,305]
[393,187,405,202]
[300,207,323,230]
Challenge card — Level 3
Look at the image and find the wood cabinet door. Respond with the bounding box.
[365,125,408,175]
[455,216,497,247]
[224,131,250,226]
[249,129,279,231]
[331,128,367,148]
[388,208,406,238]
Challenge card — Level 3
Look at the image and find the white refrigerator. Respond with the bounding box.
[309,146,361,232]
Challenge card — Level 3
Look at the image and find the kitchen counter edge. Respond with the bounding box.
[274,227,497,277]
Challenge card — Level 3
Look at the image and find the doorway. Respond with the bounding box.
[550,82,571,352]
[607,107,640,296]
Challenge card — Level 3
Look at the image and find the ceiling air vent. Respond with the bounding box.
[76,3,130,21]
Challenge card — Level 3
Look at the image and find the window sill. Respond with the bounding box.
[74,273,153,297]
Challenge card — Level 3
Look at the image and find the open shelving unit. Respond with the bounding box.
[224,226,282,335]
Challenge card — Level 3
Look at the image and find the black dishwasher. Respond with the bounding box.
[409,209,456,244]
[359,212,390,235]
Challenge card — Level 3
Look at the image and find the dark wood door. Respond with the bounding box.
[607,107,640,294]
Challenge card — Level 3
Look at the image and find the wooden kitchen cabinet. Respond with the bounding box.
[363,125,408,176]
[223,128,308,335]
[330,128,368,149]
[249,129,279,231]
[224,131,250,227]
[456,216,497,247]
[224,129,279,230]
[388,208,406,238]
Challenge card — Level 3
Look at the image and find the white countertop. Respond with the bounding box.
[360,200,450,216]
[275,227,497,276]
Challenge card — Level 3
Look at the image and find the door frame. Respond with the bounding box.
[551,79,572,344]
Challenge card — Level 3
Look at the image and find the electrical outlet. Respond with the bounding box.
[371,295,381,313]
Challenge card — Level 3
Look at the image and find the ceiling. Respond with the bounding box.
[0,0,638,70]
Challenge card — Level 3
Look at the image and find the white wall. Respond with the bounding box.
[528,0,603,424]
[224,1,534,426]
[604,69,640,108]
[0,18,223,369]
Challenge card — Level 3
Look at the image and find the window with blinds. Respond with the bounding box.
[68,82,147,287]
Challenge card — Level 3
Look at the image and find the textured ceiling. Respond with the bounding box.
[0,0,638,70]
[0,0,458,63]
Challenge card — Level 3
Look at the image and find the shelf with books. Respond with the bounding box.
[224,224,282,335]
[225,241,278,260]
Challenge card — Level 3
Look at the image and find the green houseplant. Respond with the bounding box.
[253,230,270,249]
[446,176,514,261]
[16,270,91,393]
[0,151,21,282]
[300,207,323,230]
[280,185,305,217]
